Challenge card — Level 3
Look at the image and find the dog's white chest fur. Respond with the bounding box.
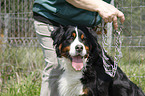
[59,70,83,96]
[58,58,85,96]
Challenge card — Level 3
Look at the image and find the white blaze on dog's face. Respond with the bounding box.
[68,27,88,71]
[69,27,87,57]
[57,26,90,71]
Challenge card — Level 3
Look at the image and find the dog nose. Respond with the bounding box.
[75,45,83,53]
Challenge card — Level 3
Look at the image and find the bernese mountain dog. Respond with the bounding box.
[51,25,144,96]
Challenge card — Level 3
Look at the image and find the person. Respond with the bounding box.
[33,0,125,96]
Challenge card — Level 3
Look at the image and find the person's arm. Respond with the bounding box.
[66,0,125,30]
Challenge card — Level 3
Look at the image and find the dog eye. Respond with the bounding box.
[70,36,74,39]
[68,36,75,42]
[81,36,86,41]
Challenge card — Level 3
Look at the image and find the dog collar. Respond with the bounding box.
[102,50,118,77]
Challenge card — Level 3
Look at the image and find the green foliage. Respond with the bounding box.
[0,47,145,95]
[0,71,41,96]
[0,47,44,96]
[119,47,145,91]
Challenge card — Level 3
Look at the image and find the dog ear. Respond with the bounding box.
[51,25,65,46]
[51,25,66,57]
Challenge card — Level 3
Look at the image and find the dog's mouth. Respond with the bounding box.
[71,55,87,71]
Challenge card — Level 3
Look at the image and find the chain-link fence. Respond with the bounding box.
[115,0,145,90]
[0,0,37,47]
[0,0,145,93]
[0,0,44,93]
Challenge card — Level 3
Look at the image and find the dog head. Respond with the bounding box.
[51,25,97,71]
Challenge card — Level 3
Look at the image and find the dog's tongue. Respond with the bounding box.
[72,56,83,71]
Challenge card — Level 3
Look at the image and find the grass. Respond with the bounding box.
[0,71,41,96]
[0,47,44,96]
[0,46,145,96]
[119,47,145,91]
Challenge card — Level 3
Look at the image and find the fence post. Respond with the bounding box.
[3,14,9,51]
[107,0,114,52]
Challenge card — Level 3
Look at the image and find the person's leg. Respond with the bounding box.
[34,20,63,96]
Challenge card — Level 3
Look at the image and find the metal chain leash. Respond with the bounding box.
[101,20,123,77]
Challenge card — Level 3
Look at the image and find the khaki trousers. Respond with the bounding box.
[34,20,63,96]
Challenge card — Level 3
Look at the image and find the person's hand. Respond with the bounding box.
[66,0,125,30]
[97,1,125,30]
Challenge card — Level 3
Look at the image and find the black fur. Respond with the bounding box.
[51,25,145,96]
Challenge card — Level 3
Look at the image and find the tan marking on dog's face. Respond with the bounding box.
[61,46,70,57]
[59,44,62,51]
[72,32,76,38]
[62,46,70,52]
[82,88,89,95]
[81,34,84,40]
[85,46,89,53]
